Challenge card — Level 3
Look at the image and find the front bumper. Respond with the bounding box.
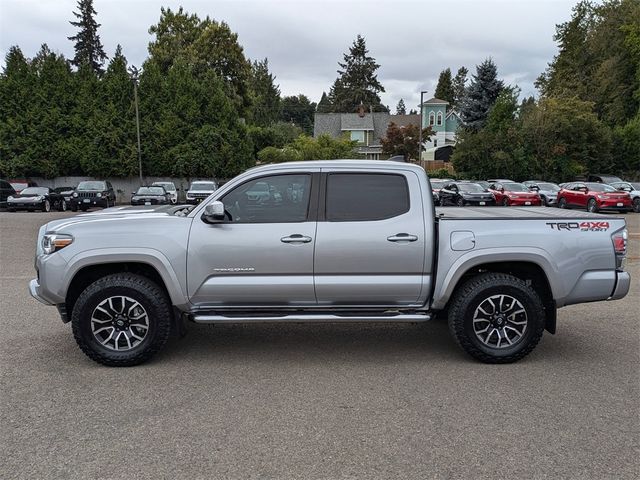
[509,198,541,206]
[609,271,631,300]
[8,200,43,210]
[71,197,108,208]
[29,278,54,305]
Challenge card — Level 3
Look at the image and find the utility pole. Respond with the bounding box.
[129,66,143,185]
[418,90,428,165]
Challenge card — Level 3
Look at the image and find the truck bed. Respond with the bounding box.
[435,206,622,220]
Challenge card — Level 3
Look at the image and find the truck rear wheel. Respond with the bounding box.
[448,272,545,363]
[71,273,172,366]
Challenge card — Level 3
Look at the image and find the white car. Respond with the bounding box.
[152,181,178,204]
[610,181,640,213]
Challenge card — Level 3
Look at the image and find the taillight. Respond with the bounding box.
[612,228,627,270]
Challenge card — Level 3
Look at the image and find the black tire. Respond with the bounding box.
[58,199,67,212]
[456,197,465,207]
[71,204,78,212]
[42,199,51,212]
[7,208,15,212]
[448,272,545,364]
[633,198,640,213]
[502,197,509,207]
[558,197,567,209]
[587,198,598,213]
[71,273,172,367]
[80,206,88,211]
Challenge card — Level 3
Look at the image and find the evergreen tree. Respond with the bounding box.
[459,59,504,129]
[280,94,316,134]
[68,0,107,74]
[316,91,332,113]
[434,68,455,105]
[148,7,252,115]
[395,98,406,115]
[328,35,386,112]
[452,66,468,108]
[249,58,281,126]
[408,108,418,115]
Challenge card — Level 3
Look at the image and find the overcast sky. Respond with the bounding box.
[0,0,578,110]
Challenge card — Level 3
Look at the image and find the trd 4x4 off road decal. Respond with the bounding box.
[546,221,610,232]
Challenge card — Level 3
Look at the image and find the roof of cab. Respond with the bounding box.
[247,159,426,173]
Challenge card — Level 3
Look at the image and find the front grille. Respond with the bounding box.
[77,192,99,198]
[190,192,211,198]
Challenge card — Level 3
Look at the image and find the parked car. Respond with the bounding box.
[609,181,640,213]
[131,186,171,206]
[9,180,38,194]
[473,180,491,190]
[29,160,630,367]
[488,181,542,206]
[152,181,179,204]
[586,174,623,184]
[53,186,76,204]
[70,180,116,211]
[1,179,17,209]
[439,181,496,206]
[557,182,633,213]
[7,186,66,212]
[523,181,562,207]
[430,179,447,206]
[185,180,218,204]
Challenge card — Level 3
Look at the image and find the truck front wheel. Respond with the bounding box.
[448,272,545,363]
[71,273,172,366]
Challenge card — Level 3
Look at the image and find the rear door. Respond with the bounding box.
[313,169,427,306]
[570,183,587,207]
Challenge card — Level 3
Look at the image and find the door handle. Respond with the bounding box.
[281,234,312,244]
[387,233,418,242]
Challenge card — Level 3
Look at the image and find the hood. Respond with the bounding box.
[44,205,180,231]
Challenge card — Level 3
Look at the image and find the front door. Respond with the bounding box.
[187,171,319,307]
[313,170,427,306]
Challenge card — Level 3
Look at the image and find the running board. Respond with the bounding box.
[191,313,432,324]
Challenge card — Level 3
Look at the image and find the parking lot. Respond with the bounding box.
[1,210,638,479]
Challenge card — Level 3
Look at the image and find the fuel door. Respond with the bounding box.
[451,230,476,251]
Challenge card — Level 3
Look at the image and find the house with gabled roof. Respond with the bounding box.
[420,97,462,161]
[313,105,390,160]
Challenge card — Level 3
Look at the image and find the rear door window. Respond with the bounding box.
[325,173,410,222]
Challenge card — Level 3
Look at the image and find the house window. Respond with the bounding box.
[350,130,365,143]
[437,112,443,126]
[429,112,435,126]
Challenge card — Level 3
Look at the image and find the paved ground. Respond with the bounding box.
[1,210,638,479]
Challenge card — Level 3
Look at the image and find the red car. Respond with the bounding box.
[557,182,633,213]
[488,181,542,206]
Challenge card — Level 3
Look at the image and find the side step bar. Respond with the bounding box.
[192,313,432,324]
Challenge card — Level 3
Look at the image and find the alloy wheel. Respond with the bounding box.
[472,294,528,349]
[90,296,150,351]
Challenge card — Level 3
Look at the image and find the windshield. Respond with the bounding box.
[458,183,485,193]
[430,181,445,190]
[136,187,165,195]
[537,183,560,192]
[153,182,176,191]
[21,187,47,195]
[503,183,529,192]
[77,181,106,190]
[632,183,640,190]
[190,182,216,191]
[586,183,616,192]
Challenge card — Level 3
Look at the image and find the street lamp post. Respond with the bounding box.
[129,66,143,185]
[418,90,428,166]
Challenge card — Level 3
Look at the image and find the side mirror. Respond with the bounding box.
[529,186,540,191]
[579,187,588,193]
[202,201,225,224]
[500,187,505,192]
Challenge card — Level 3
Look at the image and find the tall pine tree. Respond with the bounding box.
[327,35,386,112]
[395,98,406,115]
[434,68,454,105]
[452,66,468,109]
[316,91,332,113]
[459,59,504,129]
[249,58,281,126]
[68,0,107,74]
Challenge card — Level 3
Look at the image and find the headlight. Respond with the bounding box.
[42,233,74,255]
[7,195,13,200]
[597,194,606,199]
[36,196,44,201]
[73,192,78,197]
[97,192,102,198]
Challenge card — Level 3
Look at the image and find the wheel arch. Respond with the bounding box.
[63,251,187,322]
[433,253,558,334]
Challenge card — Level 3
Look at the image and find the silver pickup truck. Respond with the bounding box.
[29,161,630,366]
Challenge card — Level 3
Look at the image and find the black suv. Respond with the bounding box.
[70,180,116,211]
[1,179,17,209]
